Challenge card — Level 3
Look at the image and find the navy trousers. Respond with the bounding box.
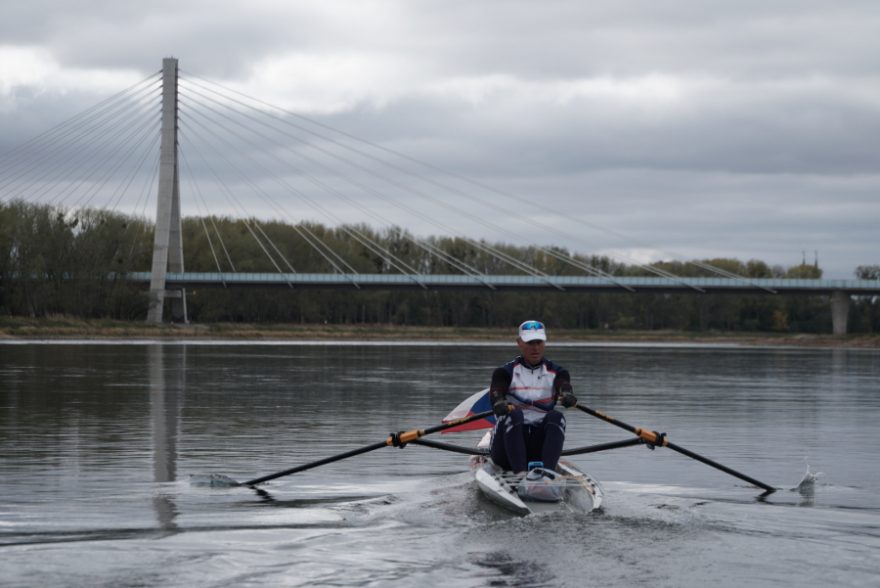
[490,409,566,472]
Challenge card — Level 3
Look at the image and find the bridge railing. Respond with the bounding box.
[124,272,880,295]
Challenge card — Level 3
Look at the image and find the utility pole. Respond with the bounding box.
[147,57,187,323]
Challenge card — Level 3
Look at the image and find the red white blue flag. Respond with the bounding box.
[442,388,496,433]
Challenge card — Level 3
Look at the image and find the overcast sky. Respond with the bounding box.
[1,0,878,278]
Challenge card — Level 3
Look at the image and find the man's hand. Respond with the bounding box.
[493,400,510,417]
[558,383,577,408]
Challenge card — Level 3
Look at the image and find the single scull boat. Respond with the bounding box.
[469,432,604,516]
[473,457,604,516]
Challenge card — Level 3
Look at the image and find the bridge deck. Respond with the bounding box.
[126,272,880,295]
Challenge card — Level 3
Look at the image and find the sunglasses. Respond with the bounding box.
[520,321,545,331]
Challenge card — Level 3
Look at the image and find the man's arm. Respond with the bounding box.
[553,369,571,394]
[489,367,513,416]
[554,369,577,407]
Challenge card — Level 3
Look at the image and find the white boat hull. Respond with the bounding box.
[473,458,604,516]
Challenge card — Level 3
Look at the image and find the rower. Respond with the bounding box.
[489,320,577,477]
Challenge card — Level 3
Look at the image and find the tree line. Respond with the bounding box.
[1,200,877,333]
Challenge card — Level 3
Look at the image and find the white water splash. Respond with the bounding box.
[793,460,824,495]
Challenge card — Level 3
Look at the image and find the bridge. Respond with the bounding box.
[129,271,880,296]
[121,271,879,335]
[2,58,877,334]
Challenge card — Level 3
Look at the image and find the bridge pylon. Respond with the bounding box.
[147,57,187,324]
[831,290,850,336]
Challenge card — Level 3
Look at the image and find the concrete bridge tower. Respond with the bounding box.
[147,57,187,323]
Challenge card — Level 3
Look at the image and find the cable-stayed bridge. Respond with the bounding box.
[1,58,877,333]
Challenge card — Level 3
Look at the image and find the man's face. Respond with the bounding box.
[517,338,545,365]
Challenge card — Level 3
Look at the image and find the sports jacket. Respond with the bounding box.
[489,356,571,424]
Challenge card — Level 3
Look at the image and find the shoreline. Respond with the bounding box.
[1,317,877,348]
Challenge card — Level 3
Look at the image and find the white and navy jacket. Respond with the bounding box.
[489,357,571,425]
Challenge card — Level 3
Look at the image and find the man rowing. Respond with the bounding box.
[489,320,577,476]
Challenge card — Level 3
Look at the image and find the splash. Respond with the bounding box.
[793,460,824,496]
[189,473,241,488]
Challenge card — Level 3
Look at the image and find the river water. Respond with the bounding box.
[1,341,878,587]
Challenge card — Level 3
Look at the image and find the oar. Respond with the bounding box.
[575,404,776,494]
[410,436,645,457]
[242,409,496,487]
[562,436,645,456]
[410,438,488,456]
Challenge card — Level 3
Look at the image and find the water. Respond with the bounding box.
[1,341,879,587]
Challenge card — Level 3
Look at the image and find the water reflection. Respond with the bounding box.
[149,344,185,533]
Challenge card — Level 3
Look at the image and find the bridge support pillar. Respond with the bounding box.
[831,290,850,336]
[147,57,187,324]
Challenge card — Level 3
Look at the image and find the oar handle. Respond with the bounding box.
[575,404,776,494]
[388,409,496,446]
[244,409,495,487]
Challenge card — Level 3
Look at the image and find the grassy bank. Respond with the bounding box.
[0,316,877,348]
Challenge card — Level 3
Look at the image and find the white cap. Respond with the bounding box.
[518,320,546,342]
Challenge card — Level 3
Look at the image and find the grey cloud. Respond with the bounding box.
[1,0,877,279]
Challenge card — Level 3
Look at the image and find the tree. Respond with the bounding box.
[855,265,880,280]
[1,199,871,333]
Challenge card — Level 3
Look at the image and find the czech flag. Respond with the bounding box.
[442,388,496,433]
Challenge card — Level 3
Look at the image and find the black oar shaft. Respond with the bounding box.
[410,435,645,457]
[244,440,388,486]
[575,404,775,493]
[663,440,775,493]
[410,438,488,456]
[243,409,495,487]
[561,437,644,456]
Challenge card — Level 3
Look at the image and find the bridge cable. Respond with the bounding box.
[81,128,162,273]
[0,72,161,179]
[106,132,162,215]
[180,80,559,290]
[0,78,161,204]
[102,133,161,272]
[177,129,295,281]
[179,94,431,281]
[179,75,629,287]
[125,150,161,265]
[179,147,237,273]
[179,80,556,278]
[65,107,161,211]
[180,148,234,280]
[179,73,754,290]
[179,119,379,284]
[179,94,460,288]
[178,123,360,282]
[1,91,159,210]
[178,118,356,278]
[179,103,364,278]
[48,105,159,210]
[178,84,496,289]
[179,85,444,279]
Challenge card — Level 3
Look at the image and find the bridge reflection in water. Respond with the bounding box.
[149,344,185,534]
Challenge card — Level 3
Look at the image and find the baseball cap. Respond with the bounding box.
[518,320,546,342]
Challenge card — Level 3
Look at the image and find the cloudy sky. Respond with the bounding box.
[1,0,878,278]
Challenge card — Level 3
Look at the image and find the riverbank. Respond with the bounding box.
[1,316,877,347]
